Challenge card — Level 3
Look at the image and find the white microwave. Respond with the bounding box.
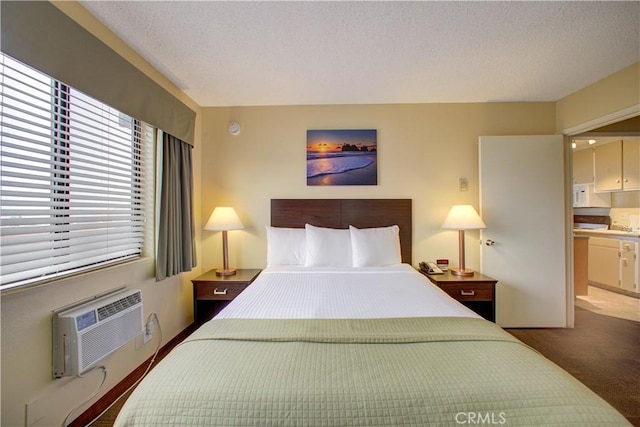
[573,184,611,208]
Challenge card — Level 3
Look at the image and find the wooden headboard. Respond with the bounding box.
[271,199,412,264]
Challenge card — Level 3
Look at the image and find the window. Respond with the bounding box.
[0,53,154,291]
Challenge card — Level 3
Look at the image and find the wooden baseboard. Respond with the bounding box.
[68,324,194,427]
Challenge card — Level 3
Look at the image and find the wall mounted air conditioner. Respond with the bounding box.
[53,287,143,378]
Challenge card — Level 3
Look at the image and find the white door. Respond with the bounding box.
[479,135,567,327]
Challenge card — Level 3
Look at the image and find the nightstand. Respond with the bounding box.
[421,270,497,322]
[192,268,261,326]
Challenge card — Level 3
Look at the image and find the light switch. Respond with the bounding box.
[459,177,468,192]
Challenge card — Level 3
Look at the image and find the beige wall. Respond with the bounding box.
[556,62,640,133]
[200,103,556,273]
[0,3,203,427]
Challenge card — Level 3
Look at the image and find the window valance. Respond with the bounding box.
[1,1,195,146]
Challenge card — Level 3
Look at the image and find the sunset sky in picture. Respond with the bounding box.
[307,129,377,152]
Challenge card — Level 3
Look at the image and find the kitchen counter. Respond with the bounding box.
[574,229,640,239]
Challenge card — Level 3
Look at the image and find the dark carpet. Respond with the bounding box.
[508,307,639,426]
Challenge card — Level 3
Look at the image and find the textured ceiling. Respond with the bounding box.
[79,1,640,107]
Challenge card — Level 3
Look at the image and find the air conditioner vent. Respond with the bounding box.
[97,292,142,321]
[52,288,143,378]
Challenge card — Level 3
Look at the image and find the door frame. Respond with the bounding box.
[563,135,574,327]
[562,104,640,328]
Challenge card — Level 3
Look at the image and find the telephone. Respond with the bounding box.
[419,261,444,275]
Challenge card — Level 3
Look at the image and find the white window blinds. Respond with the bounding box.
[1,54,153,290]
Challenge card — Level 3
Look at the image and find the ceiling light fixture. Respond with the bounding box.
[588,139,596,145]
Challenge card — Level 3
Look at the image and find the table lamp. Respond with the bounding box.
[204,207,244,276]
[441,205,486,277]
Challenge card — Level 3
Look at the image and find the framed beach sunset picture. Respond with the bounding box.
[306,129,377,186]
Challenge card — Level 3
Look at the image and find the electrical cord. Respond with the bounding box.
[61,365,108,427]
[62,313,162,427]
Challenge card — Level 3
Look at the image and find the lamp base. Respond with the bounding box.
[215,268,237,276]
[450,268,475,277]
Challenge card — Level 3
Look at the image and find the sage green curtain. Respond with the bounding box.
[156,133,197,281]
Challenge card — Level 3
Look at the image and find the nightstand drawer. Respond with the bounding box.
[422,270,496,322]
[194,282,247,300]
[440,284,493,301]
[192,269,261,326]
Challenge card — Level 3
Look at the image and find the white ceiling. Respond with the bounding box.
[79,1,640,107]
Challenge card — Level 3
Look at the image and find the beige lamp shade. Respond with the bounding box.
[204,207,244,231]
[441,205,486,230]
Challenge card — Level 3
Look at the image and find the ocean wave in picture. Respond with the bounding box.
[307,152,360,161]
[307,153,374,178]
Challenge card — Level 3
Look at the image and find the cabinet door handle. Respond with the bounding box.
[460,290,475,296]
[213,288,228,295]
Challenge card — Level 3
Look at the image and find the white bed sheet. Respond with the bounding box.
[215,264,479,319]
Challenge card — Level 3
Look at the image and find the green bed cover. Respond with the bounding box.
[115,317,630,426]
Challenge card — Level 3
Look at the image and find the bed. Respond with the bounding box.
[115,199,630,426]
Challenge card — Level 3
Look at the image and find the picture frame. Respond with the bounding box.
[306,129,377,186]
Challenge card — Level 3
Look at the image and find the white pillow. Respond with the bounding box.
[304,224,352,267]
[266,226,306,266]
[349,225,402,267]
